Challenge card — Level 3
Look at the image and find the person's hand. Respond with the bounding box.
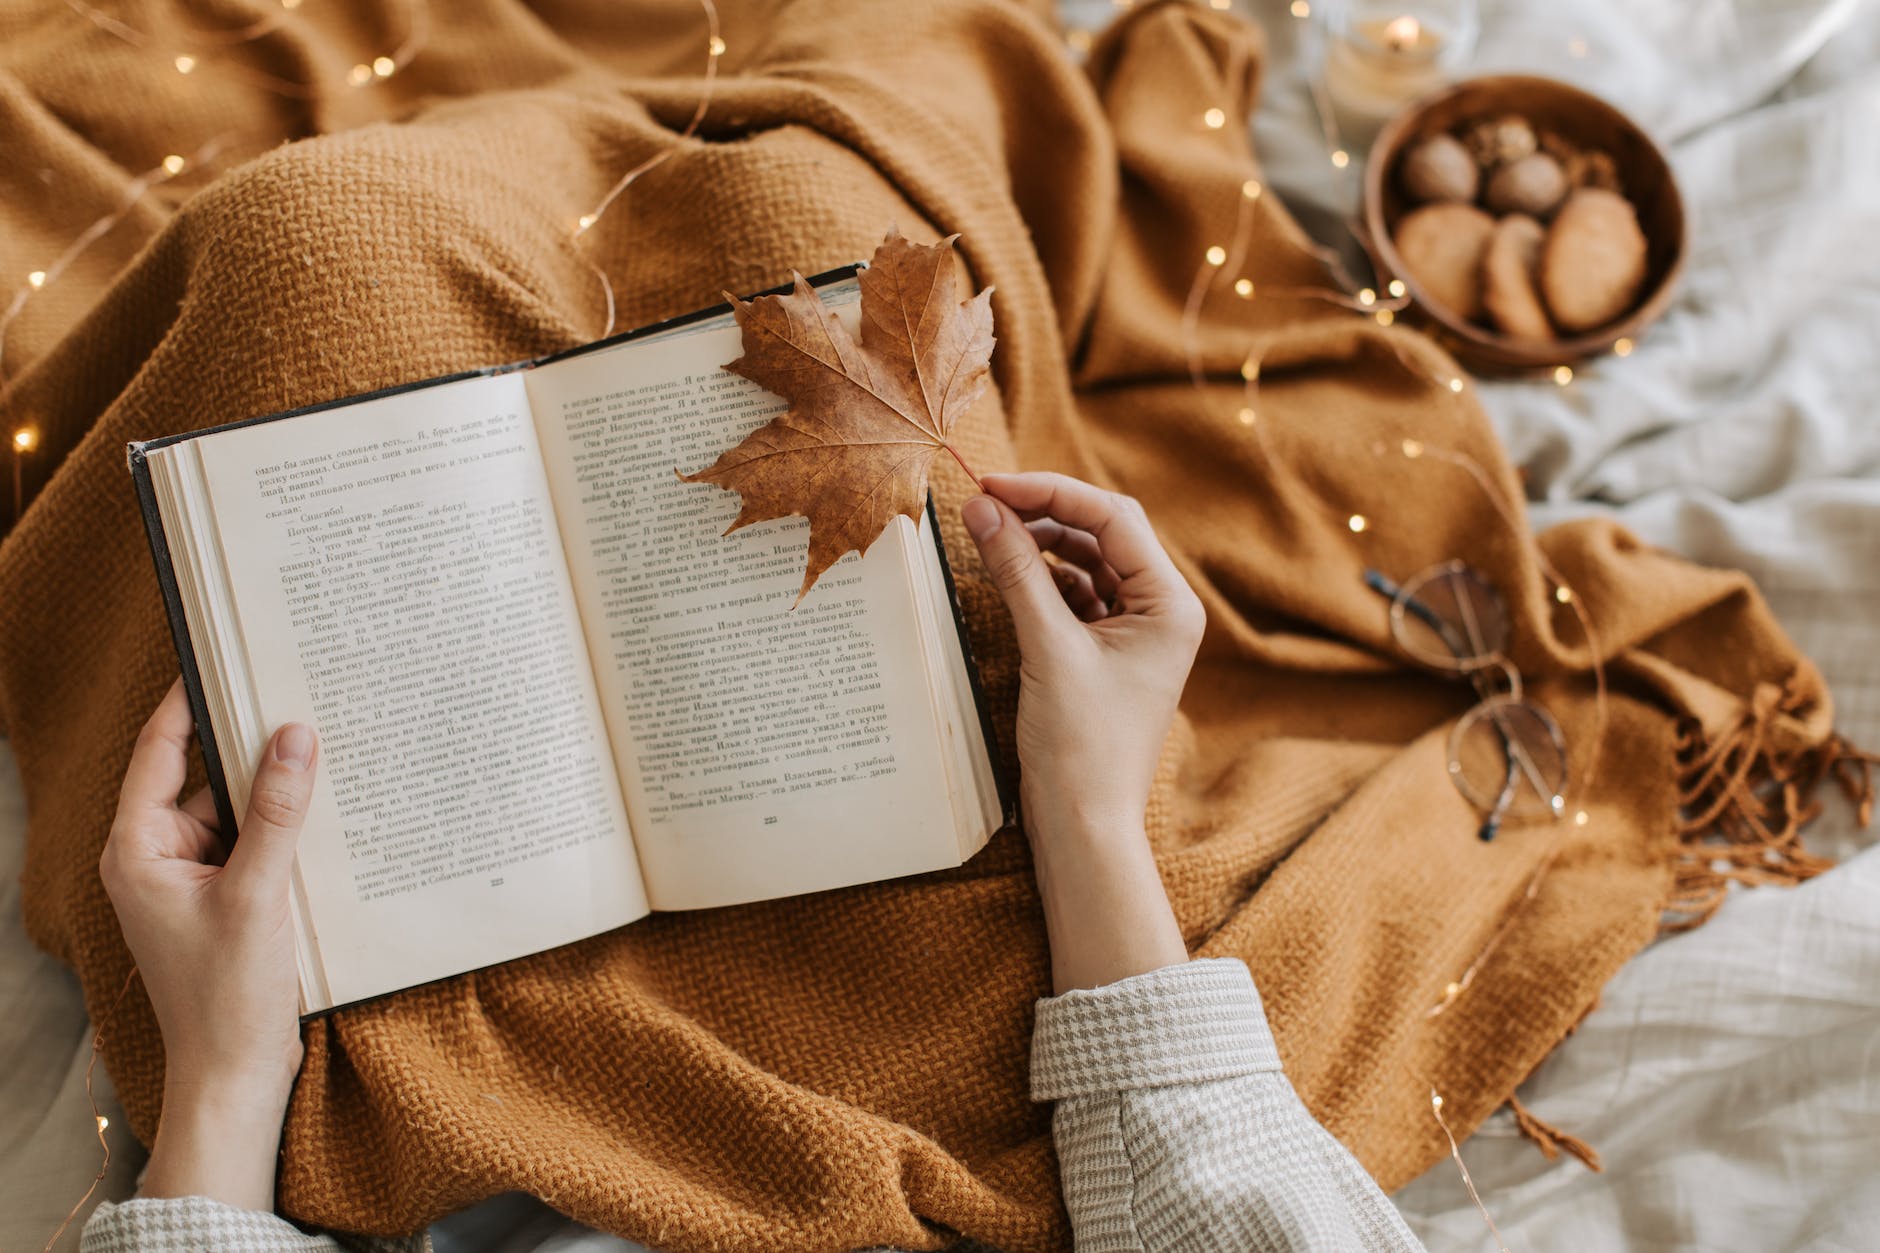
[961,472,1205,845]
[99,678,319,1209]
[961,473,1202,991]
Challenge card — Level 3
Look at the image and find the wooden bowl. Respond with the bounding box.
[1364,74,1686,374]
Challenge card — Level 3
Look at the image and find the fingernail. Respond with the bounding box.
[962,495,1001,541]
[274,723,315,769]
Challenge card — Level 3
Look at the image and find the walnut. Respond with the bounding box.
[1484,153,1569,218]
[1399,133,1479,204]
[1463,114,1538,168]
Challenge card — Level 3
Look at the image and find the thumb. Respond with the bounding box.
[226,722,318,891]
[962,494,1068,651]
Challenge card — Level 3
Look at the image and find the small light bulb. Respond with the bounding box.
[1347,514,1367,533]
[1203,107,1227,130]
[12,427,39,453]
[1205,245,1227,266]
[1432,1091,1446,1109]
[1553,364,1574,385]
[349,63,373,86]
[1237,407,1256,426]
[1447,377,1464,393]
[282,0,302,8]
[27,270,46,288]
[1401,438,1422,458]
[1388,279,1406,298]
[575,213,598,233]
[96,1114,110,1131]
[1357,287,1376,307]
[1240,357,1260,382]
[1241,178,1262,200]
[1374,308,1394,326]
[174,55,196,74]
[1290,0,1311,15]
[1613,337,1634,357]
[1330,149,1349,168]
[373,56,396,77]
[1574,810,1590,826]
[1443,982,1461,999]
[162,154,185,175]
[1233,278,1254,299]
[1555,585,1573,604]
[709,35,727,56]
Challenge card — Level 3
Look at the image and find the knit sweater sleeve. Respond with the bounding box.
[80,1196,426,1252]
[1031,958,1425,1252]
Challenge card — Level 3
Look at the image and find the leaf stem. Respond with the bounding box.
[944,441,984,492]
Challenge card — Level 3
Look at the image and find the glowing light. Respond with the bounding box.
[1241,178,1262,200]
[161,154,185,175]
[26,270,46,289]
[1233,278,1254,298]
[1203,108,1227,130]
[1210,0,1232,9]
[1614,337,1634,357]
[1374,308,1394,326]
[1401,438,1423,458]
[1240,357,1260,381]
[1554,585,1573,604]
[1553,364,1574,385]
[1347,514,1368,533]
[1237,407,1257,426]
[1385,15,1422,50]
[1431,1091,1445,1109]
[1330,149,1350,168]
[12,428,39,453]
[1568,36,1588,58]
[1575,810,1590,826]
[1290,0,1311,16]
[282,0,302,8]
[1205,245,1227,266]
[709,35,727,56]
[373,56,396,77]
[96,1114,110,1131]
[575,213,598,233]
[1388,279,1406,298]
[1357,287,1376,307]
[349,63,373,85]
[1442,982,1461,999]
[1447,377,1464,393]
[173,55,196,74]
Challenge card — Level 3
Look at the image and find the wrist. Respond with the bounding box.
[141,1075,292,1210]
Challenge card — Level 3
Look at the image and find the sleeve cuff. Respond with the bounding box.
[1030,957,1282,1102]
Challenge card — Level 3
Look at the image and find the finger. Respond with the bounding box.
[1048,558,1109,623]
[979,473,1180,588]
[1026,518,1121,602]
[116,679,194,821]
[181,786,220,830]
[225,723,318,890]
[961,494,1073,652]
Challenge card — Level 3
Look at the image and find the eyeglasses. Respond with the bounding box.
[1364,561,1569,841]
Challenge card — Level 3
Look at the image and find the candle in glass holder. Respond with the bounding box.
[1323,2,1475,152]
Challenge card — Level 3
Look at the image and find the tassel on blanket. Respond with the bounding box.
[1665,679,1877,933]
[1507,1095,1603,1172]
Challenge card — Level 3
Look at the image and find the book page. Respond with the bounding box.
[527,291,968,910]
[193,374,649,1009]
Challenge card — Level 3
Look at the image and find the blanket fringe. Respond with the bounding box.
[1507,1095,1603,1172]
[1665,681,1877,933]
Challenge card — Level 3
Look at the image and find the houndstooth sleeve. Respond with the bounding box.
[81,1195,427,1253]
[1032,958,1425,1252]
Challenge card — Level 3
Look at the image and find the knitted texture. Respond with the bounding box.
[1034,960,1422,1251]
[0,1,1843,1250]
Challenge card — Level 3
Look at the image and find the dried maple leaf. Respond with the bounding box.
[678,228,994,605]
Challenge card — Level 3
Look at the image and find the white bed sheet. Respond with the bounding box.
[6,2,1878,1251]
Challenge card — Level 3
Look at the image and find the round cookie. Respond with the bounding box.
[1481,214,1553,342]
[1541,189,1648,333]
[1485,153,1568,219]
[1393,203,1497,322]
[1400,133,1478,204]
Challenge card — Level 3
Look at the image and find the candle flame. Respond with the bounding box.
[1385,14,1421,50]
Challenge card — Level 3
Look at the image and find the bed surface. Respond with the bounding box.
[6,0,1878,1249]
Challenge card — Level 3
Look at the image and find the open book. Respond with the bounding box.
[129,268,1008,1015]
